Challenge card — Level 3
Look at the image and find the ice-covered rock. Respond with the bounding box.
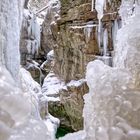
[41,0,61,54]
[40,50,55,72]
[20,9,41,64]
[42,71,65,96]
[42,71,88,131]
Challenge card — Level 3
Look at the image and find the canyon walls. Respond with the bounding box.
[41,0,121,131]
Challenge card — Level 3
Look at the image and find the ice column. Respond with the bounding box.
[95,0,105,50]
[91,0,94,11]
[112,19,119,49]
[103,29,108,56]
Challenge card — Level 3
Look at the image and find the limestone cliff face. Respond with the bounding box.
[42,0,121,82]
[41,0,121,131]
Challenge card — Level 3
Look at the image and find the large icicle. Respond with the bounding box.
[95,0,106,51]
[95,0,105,19]
[112,19,119,49]
[103,29,108,56]
[91,0,94,11]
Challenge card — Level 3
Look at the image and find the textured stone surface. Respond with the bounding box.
[42,0,121,82]
[41,0,121,131]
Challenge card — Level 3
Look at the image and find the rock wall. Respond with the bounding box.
[42,0,121,82]
[39,0,122,132]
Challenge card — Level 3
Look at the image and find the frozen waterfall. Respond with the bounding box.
[0,0,57,140]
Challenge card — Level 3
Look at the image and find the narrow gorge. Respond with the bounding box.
[1,0,140,140]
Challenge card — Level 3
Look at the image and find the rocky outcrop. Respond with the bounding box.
[54,0,121,81]
[40,0,121,132]
[42,75,88,131]
[20,8,46,84]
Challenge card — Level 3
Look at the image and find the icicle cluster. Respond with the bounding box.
[21,9,41,55]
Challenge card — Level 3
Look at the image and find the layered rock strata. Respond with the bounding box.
[41,0,121,131]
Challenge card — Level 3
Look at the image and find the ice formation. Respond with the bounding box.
[93,0,111,56]
[21,9,41,55]
[112,19,119,49]
[83,22,96,42]
[95,0,106,20]
[0,0,23,81]
[119,0,135,25]
[103,29,108,56]
[83,60,135,140]
[2,0,140,139]
[0,0,57,139]
[114,0,140,84]
[95,0,105,50]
